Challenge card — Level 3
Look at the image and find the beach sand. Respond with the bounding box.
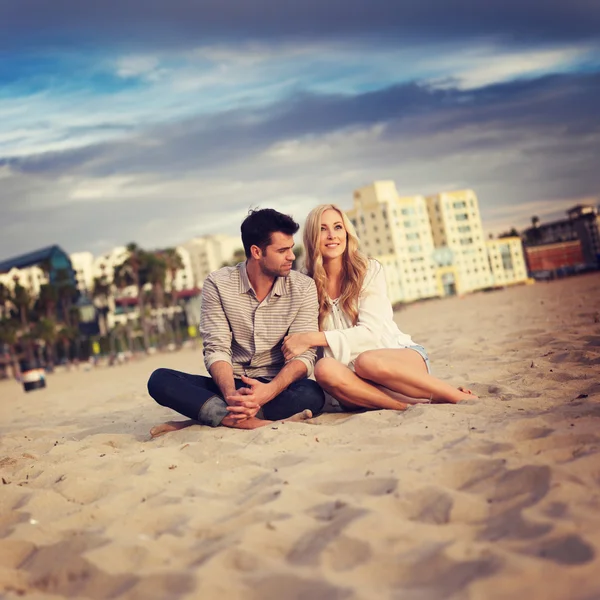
[1,273,600,599]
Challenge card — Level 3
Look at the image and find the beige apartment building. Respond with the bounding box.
[348,182,439,303]
[425,189,494,296]
[182,234,240,287]
[486,237,528,286]
[347,182,528,303]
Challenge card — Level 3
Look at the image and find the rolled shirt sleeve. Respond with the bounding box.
[286,279,320,377]
[200,274,233,371]
[323,262,392,366]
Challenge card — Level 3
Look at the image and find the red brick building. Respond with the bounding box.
[524,240,584,273]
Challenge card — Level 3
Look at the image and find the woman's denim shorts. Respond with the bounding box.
[403,344,431,374]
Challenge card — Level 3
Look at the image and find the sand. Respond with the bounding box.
[1,273,600,600]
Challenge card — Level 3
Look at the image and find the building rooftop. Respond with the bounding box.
[0,245,63,274]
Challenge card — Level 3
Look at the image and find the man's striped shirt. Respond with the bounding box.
[200,262,319,379]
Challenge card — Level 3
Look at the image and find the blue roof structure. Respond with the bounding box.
[0,245,76,287]
[0,245,61,273]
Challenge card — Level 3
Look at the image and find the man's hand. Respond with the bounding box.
[282,333,313,361]
[225,387,261,421]
[236,375,277,406]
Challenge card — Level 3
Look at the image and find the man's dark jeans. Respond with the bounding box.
[147,368,325,427]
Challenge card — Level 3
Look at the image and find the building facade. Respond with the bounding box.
[70,251,95,294]
[346,182,528,303]
[486,237,529,286]
[182,234,241,287]
[0,245,76,295]
[522,204,600,268]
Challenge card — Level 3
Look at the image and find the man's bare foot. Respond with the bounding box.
[150,420,195,438]
[284,409,313,422]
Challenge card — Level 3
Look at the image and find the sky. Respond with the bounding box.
[1,0,599,259]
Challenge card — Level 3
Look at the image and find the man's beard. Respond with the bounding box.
[260,261,291,278]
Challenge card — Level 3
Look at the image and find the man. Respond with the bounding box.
[147,208,324,433]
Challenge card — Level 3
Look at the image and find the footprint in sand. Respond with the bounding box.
[392,543,500,598]
[394,487,454,525]
[316,477,398,497]
[248,574,350,600]
[288,504,366,566]
[519,533,595,565]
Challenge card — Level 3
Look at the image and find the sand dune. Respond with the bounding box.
[1,273,600,599]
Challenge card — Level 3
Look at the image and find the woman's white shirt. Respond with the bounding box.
[321,259,414,367]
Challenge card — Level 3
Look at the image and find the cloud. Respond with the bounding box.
[1,0,599,52]
[1,67,598,259]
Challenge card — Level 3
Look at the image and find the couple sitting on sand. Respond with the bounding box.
[148,206,476,435]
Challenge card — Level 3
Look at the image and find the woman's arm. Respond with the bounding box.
[282,261,394,364]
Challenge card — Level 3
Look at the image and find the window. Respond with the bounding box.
[453,201,466,209]
[456,213,469,221]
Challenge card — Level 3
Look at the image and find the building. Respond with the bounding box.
[166,246,195,293]
[348,182,439,303]
[0,245,76,294]
[426,189,494,295]
[486,237,529,286]
[347,182,528,303]
[70,251,95,294]
[524,240,584,276]
[522,204,600,268]
[182,234,241,287]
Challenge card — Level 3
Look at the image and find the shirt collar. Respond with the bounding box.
[238,261,288,298]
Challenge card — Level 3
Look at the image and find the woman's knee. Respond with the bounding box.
[354,351,384,380]
[314,357,348,391]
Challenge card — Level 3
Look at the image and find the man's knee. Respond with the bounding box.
[147,368,171,403]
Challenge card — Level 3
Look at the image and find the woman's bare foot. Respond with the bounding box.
[456,386,479,401]
[150,420,195,438]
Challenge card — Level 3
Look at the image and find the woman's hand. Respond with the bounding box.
[282,333,313,360]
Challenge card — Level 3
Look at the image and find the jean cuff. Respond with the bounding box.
[198,395,229,427]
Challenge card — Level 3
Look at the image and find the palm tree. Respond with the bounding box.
[12,280,34,362]
[92,275,111,336]
[114,243,151,352]
[146,253,169,347]
[163,248,184,346]
[0,318,20,379]
[32,317,58,369]
[54,269,78,327]
[57,325,78,365]
[37,283,58,319]
[0,282,11,320]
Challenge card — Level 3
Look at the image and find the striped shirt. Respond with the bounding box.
[200,262,319,379]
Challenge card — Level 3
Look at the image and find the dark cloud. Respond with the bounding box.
[1,70,599,258]
[4,71,599,179]
[1,0,599,52]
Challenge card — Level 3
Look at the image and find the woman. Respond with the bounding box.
[282,204,477,411]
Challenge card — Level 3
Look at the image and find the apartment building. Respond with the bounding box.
[70,251,95,294]
[348,181,439,303]
[347,182,528,303]
[426,189,494,295]
[486,237,529,286]
[182,234,240,287]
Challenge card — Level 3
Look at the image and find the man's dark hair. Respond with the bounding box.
[241,208,299,258]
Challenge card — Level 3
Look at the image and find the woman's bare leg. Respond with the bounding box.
[354,349,477,404]
[315,358,410,411]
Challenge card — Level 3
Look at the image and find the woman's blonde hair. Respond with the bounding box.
[303,204,369,329]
